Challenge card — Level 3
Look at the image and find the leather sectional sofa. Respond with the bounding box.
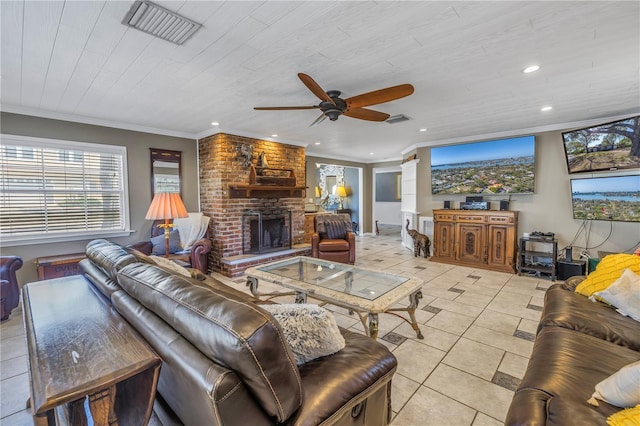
[79,239,397,425]
[506,277,640,425]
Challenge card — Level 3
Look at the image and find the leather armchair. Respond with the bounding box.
[129,219,212,274]
[1,256,23,321]
[312,213,356,264]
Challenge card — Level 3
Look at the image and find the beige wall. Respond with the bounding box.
[415,130,639,257]
[0,112,198,284]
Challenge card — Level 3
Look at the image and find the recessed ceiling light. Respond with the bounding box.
[271,134,278,137]
[523,65,540,73]
[369,152,374,155]
[419,128,427,132]
[211,122,219,126]
[541,106,553,112]
[314,142,321,145]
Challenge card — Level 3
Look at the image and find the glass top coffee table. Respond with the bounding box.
[245,256,424,339]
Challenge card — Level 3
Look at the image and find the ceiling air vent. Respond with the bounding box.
[122,1,202,45]
[386,114,411,124]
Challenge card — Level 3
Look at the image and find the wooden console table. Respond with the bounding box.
[22,276,161,425]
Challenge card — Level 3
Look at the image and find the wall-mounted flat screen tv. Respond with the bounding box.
[431,135,535,195]
[562,116,640,174]
[570,175,640,222]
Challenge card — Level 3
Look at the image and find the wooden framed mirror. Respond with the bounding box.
[150,148,182,194]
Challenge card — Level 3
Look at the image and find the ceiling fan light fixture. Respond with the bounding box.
[325,109,342,121]
[122,1,201,45]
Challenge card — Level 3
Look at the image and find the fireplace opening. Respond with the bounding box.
[242,210,292,254]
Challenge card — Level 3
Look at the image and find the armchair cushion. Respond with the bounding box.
[151,229,181,255]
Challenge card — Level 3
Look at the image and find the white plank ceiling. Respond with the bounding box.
[1,1,638,162]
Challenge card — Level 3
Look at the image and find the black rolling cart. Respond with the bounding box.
[518,237,558,281]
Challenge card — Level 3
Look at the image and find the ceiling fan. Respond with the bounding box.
[254,73,414,126]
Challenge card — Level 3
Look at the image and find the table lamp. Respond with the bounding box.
[145,192,188,257]
[336,185,347,210]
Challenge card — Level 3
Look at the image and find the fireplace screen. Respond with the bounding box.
[242,210,292,254]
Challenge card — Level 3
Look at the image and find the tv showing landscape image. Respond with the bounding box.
[562,116,640,174]
[431,136,535,195]
[570,175,640,222]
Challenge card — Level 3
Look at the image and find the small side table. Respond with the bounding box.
[23,276,161,425]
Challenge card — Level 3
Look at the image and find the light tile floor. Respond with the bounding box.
[0,225,552,425]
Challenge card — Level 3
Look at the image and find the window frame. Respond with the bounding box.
[0,134,132,246]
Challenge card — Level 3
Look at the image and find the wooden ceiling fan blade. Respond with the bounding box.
[345,84,414,109]
[344,108,390,122]
[298,73,335,105]
[254,106,319,110]
[309,113,327,127]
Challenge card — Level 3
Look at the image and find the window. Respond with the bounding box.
[0,135,131,245]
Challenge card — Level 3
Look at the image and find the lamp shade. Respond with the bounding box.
[335,186,347,198]
[145,192,188,220]
[315,186,321,198]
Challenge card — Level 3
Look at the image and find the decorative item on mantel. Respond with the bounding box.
[236,144,254,167]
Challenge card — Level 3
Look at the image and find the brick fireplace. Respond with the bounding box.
[198,133,307,277]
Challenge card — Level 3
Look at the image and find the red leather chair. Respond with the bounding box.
[312,213,356,264]
[1,256,23,321]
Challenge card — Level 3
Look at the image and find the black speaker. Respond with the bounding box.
[558,260,586,280]
[444,200,451,209]
[499,200,509,211]
[565,246,573,261]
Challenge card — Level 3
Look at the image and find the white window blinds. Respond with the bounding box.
[0,135,130,245]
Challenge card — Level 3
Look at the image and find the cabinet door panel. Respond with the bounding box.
[434,222,455,259]
[457,224,484,264]
[488,225,511,268]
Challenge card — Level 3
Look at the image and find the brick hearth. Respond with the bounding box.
[198,133,307,277]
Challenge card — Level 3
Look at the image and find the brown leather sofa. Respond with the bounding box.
[506,277,640,425]
[80,239,397,425]
[312,214,356,264]
[128,219,212,274]
[1,256,23,321]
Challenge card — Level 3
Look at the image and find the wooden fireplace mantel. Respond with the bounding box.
[230,166,305,198]
[228,184,306,199]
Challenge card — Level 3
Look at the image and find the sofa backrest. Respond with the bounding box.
[116,263,303,423]
[83,239,137,298]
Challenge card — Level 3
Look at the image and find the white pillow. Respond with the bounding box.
[591,268,640,322]
[261,304,346,365]
[149,255,191,277]
[588,361,640,408]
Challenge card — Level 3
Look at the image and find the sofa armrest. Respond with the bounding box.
[190,238,212,274]
[562,275,586,291]
[129,241,153,255]
[347,231,356,264]
[311,233,320,258]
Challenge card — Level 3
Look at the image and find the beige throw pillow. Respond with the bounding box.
[591,268,640,322]
[588,361,640,408]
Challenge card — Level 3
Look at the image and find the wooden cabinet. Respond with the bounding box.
[35,253,85,280]
[432,209,518,273]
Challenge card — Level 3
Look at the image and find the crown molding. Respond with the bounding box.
[0,104,199,140]
[401,112,640,154]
